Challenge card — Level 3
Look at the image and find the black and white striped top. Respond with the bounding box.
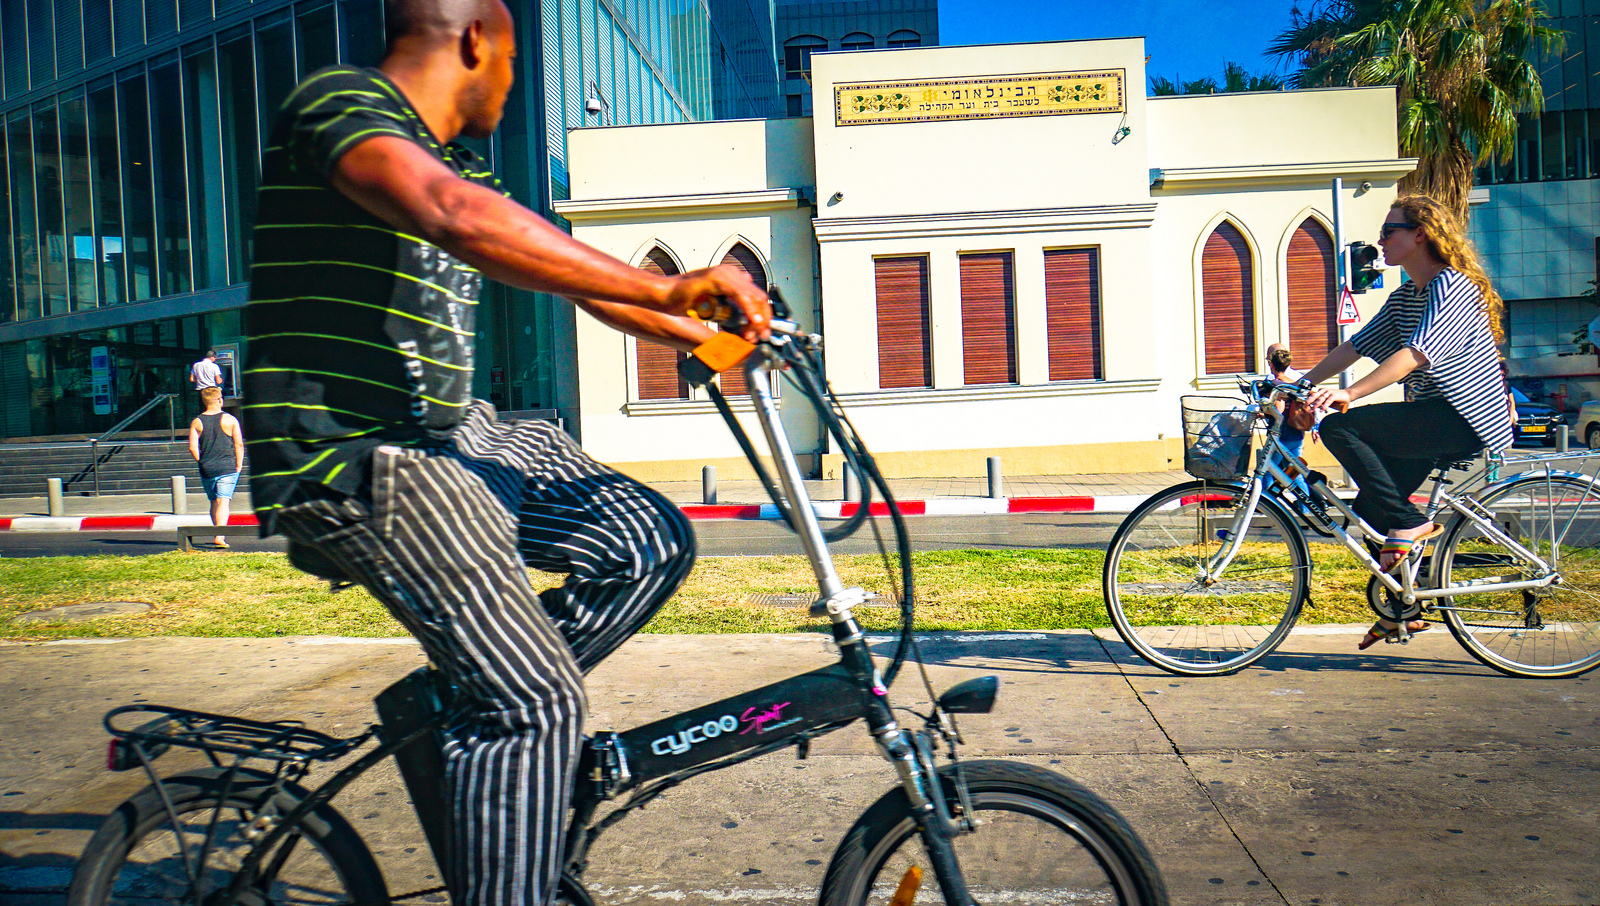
[1350,267,1512,452]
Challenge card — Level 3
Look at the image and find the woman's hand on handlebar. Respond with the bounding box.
[666,266,772,343]
[1305,385,1351,413]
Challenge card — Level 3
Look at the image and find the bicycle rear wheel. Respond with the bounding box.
[819,760,1167,906]
[1103,481,1309,676]
[1434,472,1600,678]
[68,767,388,906]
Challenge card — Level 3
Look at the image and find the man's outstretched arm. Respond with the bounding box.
[331,136,769,344]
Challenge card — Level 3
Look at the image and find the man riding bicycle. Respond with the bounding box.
[241,2,771,904]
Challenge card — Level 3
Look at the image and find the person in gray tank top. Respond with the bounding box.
[188,387,245,548]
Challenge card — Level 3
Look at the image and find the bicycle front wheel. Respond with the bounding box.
[1104,481,1309,676]
[1434,472,1600,678]
[819,760,1167,906]
[67,767,388,906]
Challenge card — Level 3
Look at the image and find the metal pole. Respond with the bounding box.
[843,462,859,502]
[986,456,1003,499]
[91,440,100,497]
[701,465,716,505]
[172,475,188,516]
[1332,178,1355,390]
[169,395,175,439]
[1557,424,1570,453]
[47,478,64,518]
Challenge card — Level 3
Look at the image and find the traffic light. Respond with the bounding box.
[1349,241,1383,293]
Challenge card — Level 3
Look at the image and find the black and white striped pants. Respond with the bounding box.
[275,402,694,906]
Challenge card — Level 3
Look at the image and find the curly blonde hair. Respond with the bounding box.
[1392,195,1504,343]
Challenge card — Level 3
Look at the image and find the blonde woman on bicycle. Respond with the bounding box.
[1300,195,1514,649]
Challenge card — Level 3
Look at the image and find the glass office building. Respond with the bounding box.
[0,0,780,441]
[1466,1,1600,401]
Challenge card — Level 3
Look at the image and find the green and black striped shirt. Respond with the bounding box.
[243,66,500,535]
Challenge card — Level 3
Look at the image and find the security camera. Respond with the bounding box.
[585,97,603,115]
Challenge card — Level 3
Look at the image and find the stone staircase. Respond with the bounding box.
[0,438,250,498]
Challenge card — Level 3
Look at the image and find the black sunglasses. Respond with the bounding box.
[1379,221,1417,240]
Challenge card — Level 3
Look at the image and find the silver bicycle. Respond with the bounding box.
[1102,378,1600,679]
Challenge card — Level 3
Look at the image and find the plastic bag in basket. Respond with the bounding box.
[1186,409,1253,481]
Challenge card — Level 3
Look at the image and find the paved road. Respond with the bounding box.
[1,632,1596,906]
[0,513,1126,559]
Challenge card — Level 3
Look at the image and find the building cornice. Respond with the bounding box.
[1150,158,1419,192]
[553,188,810,223]
[833,377,1162,407]
[811,203,1159,243]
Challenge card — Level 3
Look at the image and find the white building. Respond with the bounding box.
[554,38,1416,481]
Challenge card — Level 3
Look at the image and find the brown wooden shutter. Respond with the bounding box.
[1286,218,1338,364]
[1201,222,1255,375]
[716,244,768,396]
[635,248,688,400]
[1044,248,1101,381]
[960,251,1016,385]
[875,256,931,389]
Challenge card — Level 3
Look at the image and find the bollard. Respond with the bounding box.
[1557,424,1570,453]
[701,465,716,505]
[843,464,860,502]
[987,456,1003,499]
[171,475,188,516]
[47,478,65,517]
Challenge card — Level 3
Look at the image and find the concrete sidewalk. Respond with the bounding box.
[1,631,1596,906]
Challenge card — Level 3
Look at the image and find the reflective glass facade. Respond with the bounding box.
[776,0,938,116]
[0,0,781,440]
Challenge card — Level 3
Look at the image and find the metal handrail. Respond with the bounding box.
[90,393,179,496]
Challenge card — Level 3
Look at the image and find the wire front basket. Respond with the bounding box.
[1180,396,1256,482]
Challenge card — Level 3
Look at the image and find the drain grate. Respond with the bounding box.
[13,601,153,623]
[746,592,899,609]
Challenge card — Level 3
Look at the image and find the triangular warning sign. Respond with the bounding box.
[1337,289,1360,325]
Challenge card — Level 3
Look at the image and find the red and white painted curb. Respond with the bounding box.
[637,494,1154,521]
[0,495,1155,532]
[0,514,262,532]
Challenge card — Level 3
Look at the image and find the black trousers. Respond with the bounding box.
[274,402,694,906]
[1318,399,1483,535]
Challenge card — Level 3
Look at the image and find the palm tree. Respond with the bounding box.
[1270,0,1562,217]
[1148,63,1282,97]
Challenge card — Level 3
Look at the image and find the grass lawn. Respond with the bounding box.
[0,547,1381,640]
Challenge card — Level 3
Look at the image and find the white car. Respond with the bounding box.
[1578,400,1600,448]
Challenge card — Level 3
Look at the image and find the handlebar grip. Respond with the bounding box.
[688,297,732,321]
[690,297,750,335]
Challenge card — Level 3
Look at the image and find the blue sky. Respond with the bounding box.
[938,0,1300,89]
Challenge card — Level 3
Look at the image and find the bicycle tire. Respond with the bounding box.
[1103,481,1309,676]
[819,760,1167,906]
[67,767,389,906]
[1433,472,1600,679]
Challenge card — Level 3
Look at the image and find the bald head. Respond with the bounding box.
[384,0,507,50]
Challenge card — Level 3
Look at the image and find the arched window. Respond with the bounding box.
[887,29,921,48]
[1286,218,1338,364]
[717,243,768,395]
[783,36,827,79]
[841,32,874,50]
[1201,221,1256,375]
[635,247,688,400]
